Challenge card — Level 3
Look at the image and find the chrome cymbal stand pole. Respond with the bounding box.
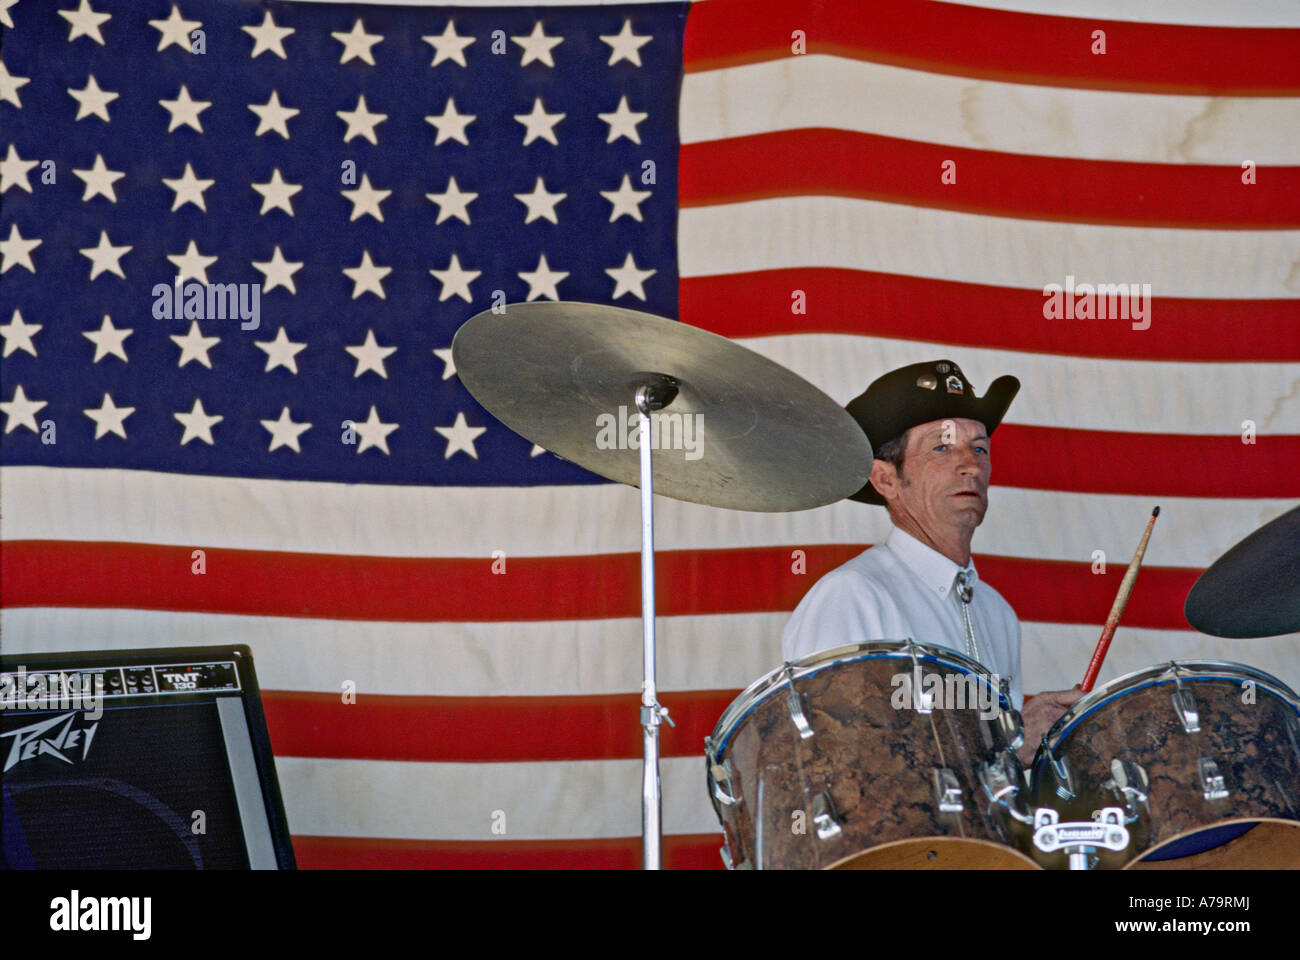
[635,378,677,870]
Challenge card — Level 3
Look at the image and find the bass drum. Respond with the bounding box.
[706,640,1038,870]
[1030,661,1300,869]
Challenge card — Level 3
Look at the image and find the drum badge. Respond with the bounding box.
[946,375,964,394]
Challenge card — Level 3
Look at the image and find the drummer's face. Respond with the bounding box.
[894,417,991,531]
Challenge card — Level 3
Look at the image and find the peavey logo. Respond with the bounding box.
[1,711,99,773]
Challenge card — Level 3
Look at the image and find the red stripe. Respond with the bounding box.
[291,833,723,870]
[995,426,1299,499]
[263,689,740,763]
[681,130,1300,228]
[684,0,1300,95]
[680,269,1300,362]
[0,540,1207,626]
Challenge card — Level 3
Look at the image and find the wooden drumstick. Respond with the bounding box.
[1080,506,1160,693]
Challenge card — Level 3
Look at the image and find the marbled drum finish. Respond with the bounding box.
[1032,674,1300,867]
[712,654,1026,869]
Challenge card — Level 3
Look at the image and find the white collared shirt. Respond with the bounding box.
[780,524,1023,709]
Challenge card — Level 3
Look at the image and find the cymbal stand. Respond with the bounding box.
[635,376,677,870]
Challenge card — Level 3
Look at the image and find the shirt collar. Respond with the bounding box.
[883,524,978,599]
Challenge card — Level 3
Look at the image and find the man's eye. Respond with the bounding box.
[934,444,948,452]
[976,446,989,454]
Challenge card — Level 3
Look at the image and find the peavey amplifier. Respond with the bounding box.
[0,645,295,869]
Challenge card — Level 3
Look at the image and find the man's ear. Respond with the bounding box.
[870,460,899,501]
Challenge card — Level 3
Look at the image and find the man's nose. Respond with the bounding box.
[956,444,982,475]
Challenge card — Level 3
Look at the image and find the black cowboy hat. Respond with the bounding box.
[846,360,1020,505]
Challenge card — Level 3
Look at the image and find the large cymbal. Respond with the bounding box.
[1184,505,1300,638]
[452,302,872,512]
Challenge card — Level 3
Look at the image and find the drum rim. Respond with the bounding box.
[1123,816,1300,869]
[706,638,1003,763]
[1033,659,1300,773]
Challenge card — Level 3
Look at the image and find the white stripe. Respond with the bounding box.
[5,607,1297,697]
[681,56,1300,165]
[679,197,1300,299]
[1025,623,1300,695]
[741,335,1300,435]
[0,609,784,697]
[3,466,1293,567]
[940,0,1300,28]
[275,754,718,839]
[2,336,1292,449]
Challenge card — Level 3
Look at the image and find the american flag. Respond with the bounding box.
[2,0,1298,869]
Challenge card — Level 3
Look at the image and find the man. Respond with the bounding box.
[782,359,1081,764]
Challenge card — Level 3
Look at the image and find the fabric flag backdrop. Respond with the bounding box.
[1,0,1297,869]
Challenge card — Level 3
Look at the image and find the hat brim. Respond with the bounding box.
[848,374,1020,505]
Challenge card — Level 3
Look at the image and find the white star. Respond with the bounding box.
[433,346,456,380]
[60,0,111,45]
[251,245,303,294]
[261,407,311,453]
[514,98,564,146]
[425,176,477,225]
[167,240,218,285]
[174,397,222,446]
[601,174,652,222]
[530,444,546,457]
[0,223,40,273]
[251,168,300,216]
[345,329,396,379]
[518,253,568,302]
[599,95,648,144]
[2,385,47,434]
[512,21,562,67]
[351,405,398,455]
[435,411,486,460]
[68,74,118,122]
[0,308,40,357]
[343,250,391,299]
[341,173,390,222]
[243,10,293,59]
[332,18,382,66]
[162,162,213,212]
[423,21,474,67]
[600,19,651,67]
[514,176,567,224]
[249,90,299,138]
[0,143,37,194]
[160,85,211,133]
[149,4,201,53]
[72,153,125,202]
[83,314,131,363]
[0,60,31,108]
[0,0,19,30]
[254,326,306,373]
[78,229,130,280]
[429,253,480,303]
[84,393,134,440]
[337,94,387,145]
[606,252,656,301]
[424,97,475,146]
[170,320,220,369]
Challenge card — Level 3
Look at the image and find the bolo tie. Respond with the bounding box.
[954,569,982,665]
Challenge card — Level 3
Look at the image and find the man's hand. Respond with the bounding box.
[1017,687,1085,766]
